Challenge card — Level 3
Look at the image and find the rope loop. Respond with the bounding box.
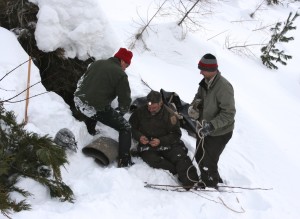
[186,120,207,187]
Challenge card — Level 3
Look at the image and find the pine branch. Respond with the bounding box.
[0,104,74,216]
[260,11,299,69]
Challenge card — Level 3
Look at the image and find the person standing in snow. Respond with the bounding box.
[74,48,134,168]
[188,53,236,188]
[129,90,199,188]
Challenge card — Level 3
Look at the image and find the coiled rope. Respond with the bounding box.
[186,119,207,187]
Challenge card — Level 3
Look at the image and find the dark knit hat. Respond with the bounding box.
[114,48,133,65]
[198,53,218,72]
[146,90,162,105]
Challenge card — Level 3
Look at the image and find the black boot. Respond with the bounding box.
[118,156,134,168]
[85,118,98,136]
[197,181,206,189]
[200,168,218,188]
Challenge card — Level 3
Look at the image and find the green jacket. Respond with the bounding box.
[129,105,181,146]
[74,57,131,112]
[192,71,236,136]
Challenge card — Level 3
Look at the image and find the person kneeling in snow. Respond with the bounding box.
[129,90,199,188]
[74,48,134,168]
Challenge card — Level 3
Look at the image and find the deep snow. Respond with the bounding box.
[1,0,300,218]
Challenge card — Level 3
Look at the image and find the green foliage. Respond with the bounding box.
[0,103,74,218]
[261,12,299,69]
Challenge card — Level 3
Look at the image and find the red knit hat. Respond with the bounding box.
[114,48,133,65]
[198,53,218,72]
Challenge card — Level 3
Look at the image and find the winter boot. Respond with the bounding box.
[118,156,135,168]
[197,181,206,189]
[200,168,218,188]
[85,118,98,136]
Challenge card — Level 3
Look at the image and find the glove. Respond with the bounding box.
[188,99,201,120]
[191,99,201,110]
[188,106,199,120]
[200,121,214,137]
[115,106,128,116]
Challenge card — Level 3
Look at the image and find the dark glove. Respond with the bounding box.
[115,106,128,116]
[200,121,214,137]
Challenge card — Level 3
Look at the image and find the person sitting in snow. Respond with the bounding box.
[74,47,134,168]
[129,90,199,188]
[188,53,236,188]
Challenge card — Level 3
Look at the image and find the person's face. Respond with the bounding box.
[200,70,217,80]
[147,101,163,115]
[121,60,130,71]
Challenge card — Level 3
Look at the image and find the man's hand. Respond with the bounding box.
[149,138,160,147]
[192,99,201,110]
[200,121,214,137]
[115,106,128,116]
[188,99,201,120]
[140,136,149,145]
[188,106,199,120]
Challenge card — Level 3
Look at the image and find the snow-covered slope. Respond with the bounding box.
[1,0,300,218]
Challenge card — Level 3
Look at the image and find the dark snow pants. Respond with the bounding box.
[84,117,98,135]
[196,131,232,186]
[91,106,132,159]
[140,141,199,187]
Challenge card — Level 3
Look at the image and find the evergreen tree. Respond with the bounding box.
[261,12,299,69]
[0,103,74,218]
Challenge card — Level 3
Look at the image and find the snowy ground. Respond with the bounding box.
[1,0,300,218]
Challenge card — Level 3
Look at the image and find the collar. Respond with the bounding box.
[145,104,164,118]
[205,74,217,89]
[200,71,221,90]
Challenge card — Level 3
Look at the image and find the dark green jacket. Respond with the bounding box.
[192,71,236,136]
[74,57,131,111]
[129,105,181,146]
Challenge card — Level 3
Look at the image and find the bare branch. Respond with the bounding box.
[0,80,41,103]
[252,22,277,31]
[5,91,49,104]
[250,0,266,18]
[225,35,265,58]
[129,0,168,50]
[177,0,201,26]
[0,58,31,82]
[207,29,229,41]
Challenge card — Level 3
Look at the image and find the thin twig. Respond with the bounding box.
[145,183,246,213]
[218,197,246,213]
[227,43,265,50]
[207,29,229,41]
[129,0,168,50]
[141,78,153,90]
[250,0,266,18]
[0,80,41,103]
[5,91,49,103]
[252,22,277,31]
[144,183,234,193]
[177,0,201,26]
[0,58,31,82]
[218,185,272,191]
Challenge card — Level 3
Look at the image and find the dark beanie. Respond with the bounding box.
[114,48,133,65]
[146,90,162,105]
[198,53,218,72]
